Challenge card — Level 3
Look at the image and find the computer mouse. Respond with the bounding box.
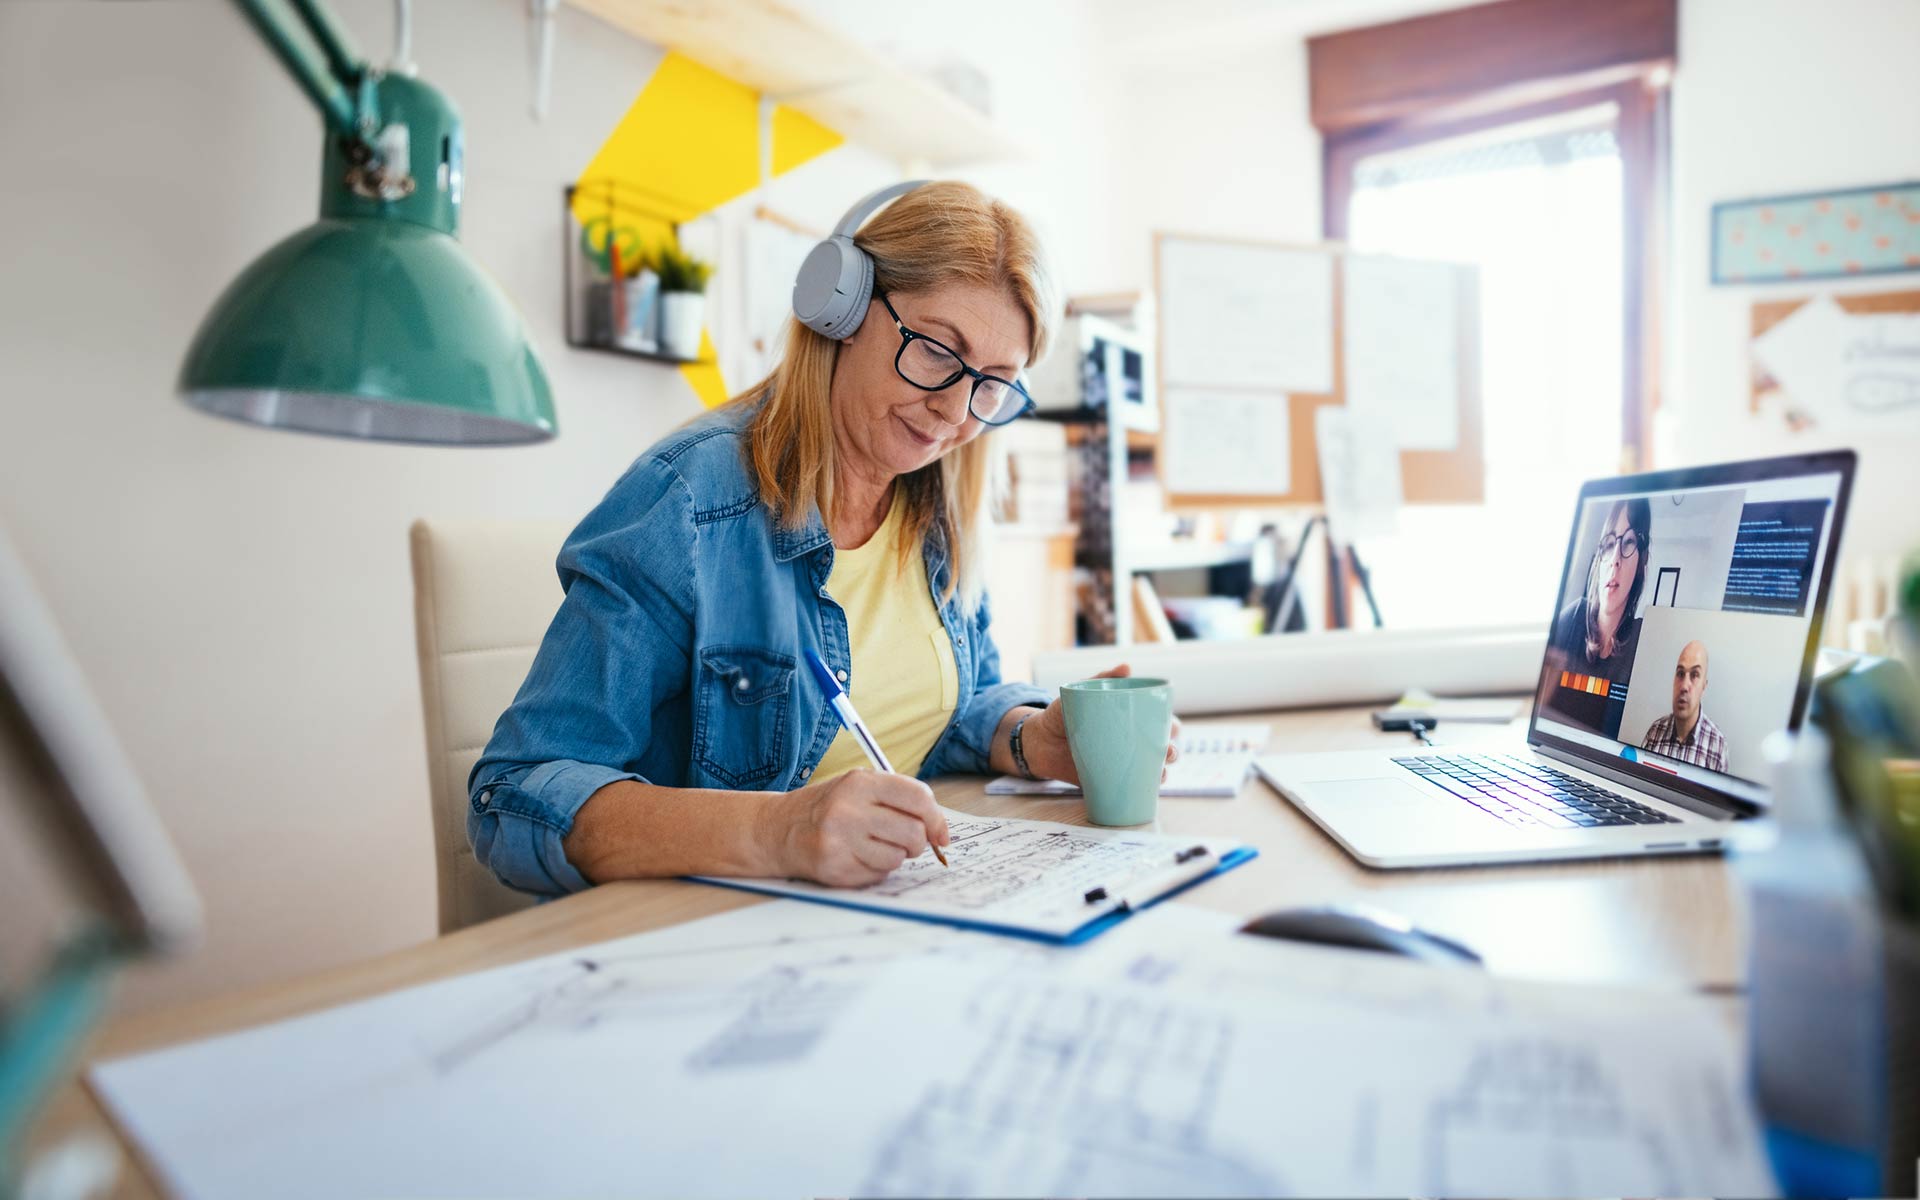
[1238,904,1483,966]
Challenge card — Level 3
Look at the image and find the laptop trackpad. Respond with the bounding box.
[1314,777,1439,811]
[1306,777,1492,845]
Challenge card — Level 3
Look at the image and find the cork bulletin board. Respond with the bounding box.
[1154,233,1484,507]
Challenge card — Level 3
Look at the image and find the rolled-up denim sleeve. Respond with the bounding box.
[467,457,697,897]
[937,590,1050,776]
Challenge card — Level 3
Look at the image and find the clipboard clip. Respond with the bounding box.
[1083,845,1217,911]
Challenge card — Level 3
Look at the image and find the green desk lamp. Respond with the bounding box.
[180,0,556,444]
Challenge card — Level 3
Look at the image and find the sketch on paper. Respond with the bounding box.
[806,953,1776,1199]
[92,902,1775,1200]
[859,978,1281,1198]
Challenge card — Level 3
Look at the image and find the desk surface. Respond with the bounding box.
[55,701,1741,1197]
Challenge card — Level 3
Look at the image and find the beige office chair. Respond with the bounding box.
[410,518,573,934]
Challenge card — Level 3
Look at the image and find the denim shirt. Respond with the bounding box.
[468,403,1050,897]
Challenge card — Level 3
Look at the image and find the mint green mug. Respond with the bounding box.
[1060,676,1174,826]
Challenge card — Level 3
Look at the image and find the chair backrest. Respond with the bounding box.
[409,518,572,934]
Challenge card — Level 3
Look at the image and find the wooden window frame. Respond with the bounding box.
[1312,0,1673,472]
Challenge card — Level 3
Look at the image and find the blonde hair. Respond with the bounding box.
[727,181,1057,606]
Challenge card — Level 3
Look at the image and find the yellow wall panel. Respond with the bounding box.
[573,53,847,407]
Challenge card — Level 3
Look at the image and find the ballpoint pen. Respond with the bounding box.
[804,649,948,866]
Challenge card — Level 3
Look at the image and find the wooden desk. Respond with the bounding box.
[47,702,1741,1197]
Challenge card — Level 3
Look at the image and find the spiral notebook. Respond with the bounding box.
[985,721,1269,798]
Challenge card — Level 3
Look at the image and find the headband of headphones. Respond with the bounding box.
[791,179,931,341]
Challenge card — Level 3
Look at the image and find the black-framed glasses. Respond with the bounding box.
[878,292,1032,426]
[1598,531,1642,562]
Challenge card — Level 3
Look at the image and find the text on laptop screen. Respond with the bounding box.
[1534,470,1842,790]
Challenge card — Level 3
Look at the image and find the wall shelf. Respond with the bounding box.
[571,342,710,368]
[562,184,713,365]
[565,0,1030,167]
[1061,422,1160,452]
[1126,541,1256,574]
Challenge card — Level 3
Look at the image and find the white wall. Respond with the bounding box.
[1666,0,1920,566]
[1086,31,1322,290]
[0,0,707,1013]
[0,0,1122,1016]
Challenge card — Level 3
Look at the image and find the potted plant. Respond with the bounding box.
[654,241,713,361]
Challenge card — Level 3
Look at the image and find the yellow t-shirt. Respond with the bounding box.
[812,495,959,782]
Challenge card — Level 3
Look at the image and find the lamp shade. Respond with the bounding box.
[179,217,556,444]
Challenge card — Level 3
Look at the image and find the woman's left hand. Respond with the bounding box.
[1019,663,1180,786]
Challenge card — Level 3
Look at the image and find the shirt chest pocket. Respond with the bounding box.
[693,645,795,789]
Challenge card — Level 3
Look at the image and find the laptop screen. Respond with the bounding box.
[1531,460,1849,808]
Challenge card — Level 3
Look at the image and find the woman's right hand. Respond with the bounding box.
[760,769,951,887]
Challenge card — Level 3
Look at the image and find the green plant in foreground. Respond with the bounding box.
[655,242,714,293]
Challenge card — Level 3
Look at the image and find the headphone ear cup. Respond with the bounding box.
[840,248,874,339]
[792,235,874,341]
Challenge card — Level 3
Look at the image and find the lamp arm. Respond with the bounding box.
[230,0,367,137]
[287,0,365,94]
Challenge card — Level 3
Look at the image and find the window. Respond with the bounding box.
[1309,0,1673,629]
[1344,107,1627,627]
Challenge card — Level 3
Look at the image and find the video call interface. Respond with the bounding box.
[1536,471,1842,789]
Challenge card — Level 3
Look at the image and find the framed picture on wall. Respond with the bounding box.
[1712,181,1920,285]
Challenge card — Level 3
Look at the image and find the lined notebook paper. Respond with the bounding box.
[987,721,1269,798]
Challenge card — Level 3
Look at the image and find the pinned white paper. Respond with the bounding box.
[1753,294,1849,416]
[1160,240,1334,393]
[1755,295,1920,429]
[1163,387,1291,496]
[1343,254,1461,450]
[1315,405,1402,546]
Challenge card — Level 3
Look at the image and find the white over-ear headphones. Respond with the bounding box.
[791,179,930,340]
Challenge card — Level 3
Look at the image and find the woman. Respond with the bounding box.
[470,182,1171,897]
[1549,496,1653,686]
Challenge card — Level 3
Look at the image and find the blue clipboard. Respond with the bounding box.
[690,844,1258,946]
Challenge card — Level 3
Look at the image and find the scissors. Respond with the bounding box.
[579,216,644,276]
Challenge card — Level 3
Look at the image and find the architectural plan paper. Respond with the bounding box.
[1343,253,1461,450]
[91,902,1775,1199]
[803,955,1777,1198]
[90,901,1020,1200]
[694,810,1252,939]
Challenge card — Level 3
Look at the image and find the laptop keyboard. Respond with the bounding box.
[1390,753,1681,831]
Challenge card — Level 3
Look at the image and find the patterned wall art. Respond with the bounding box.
[1712,181,1920,285]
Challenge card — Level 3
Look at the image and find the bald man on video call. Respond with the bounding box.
[1640,640,1729,773]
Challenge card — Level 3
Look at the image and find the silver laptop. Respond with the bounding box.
[1254,450,1856,869]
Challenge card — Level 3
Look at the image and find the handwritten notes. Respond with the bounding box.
[699,811,1248,939]
[92,903,1775,1199]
